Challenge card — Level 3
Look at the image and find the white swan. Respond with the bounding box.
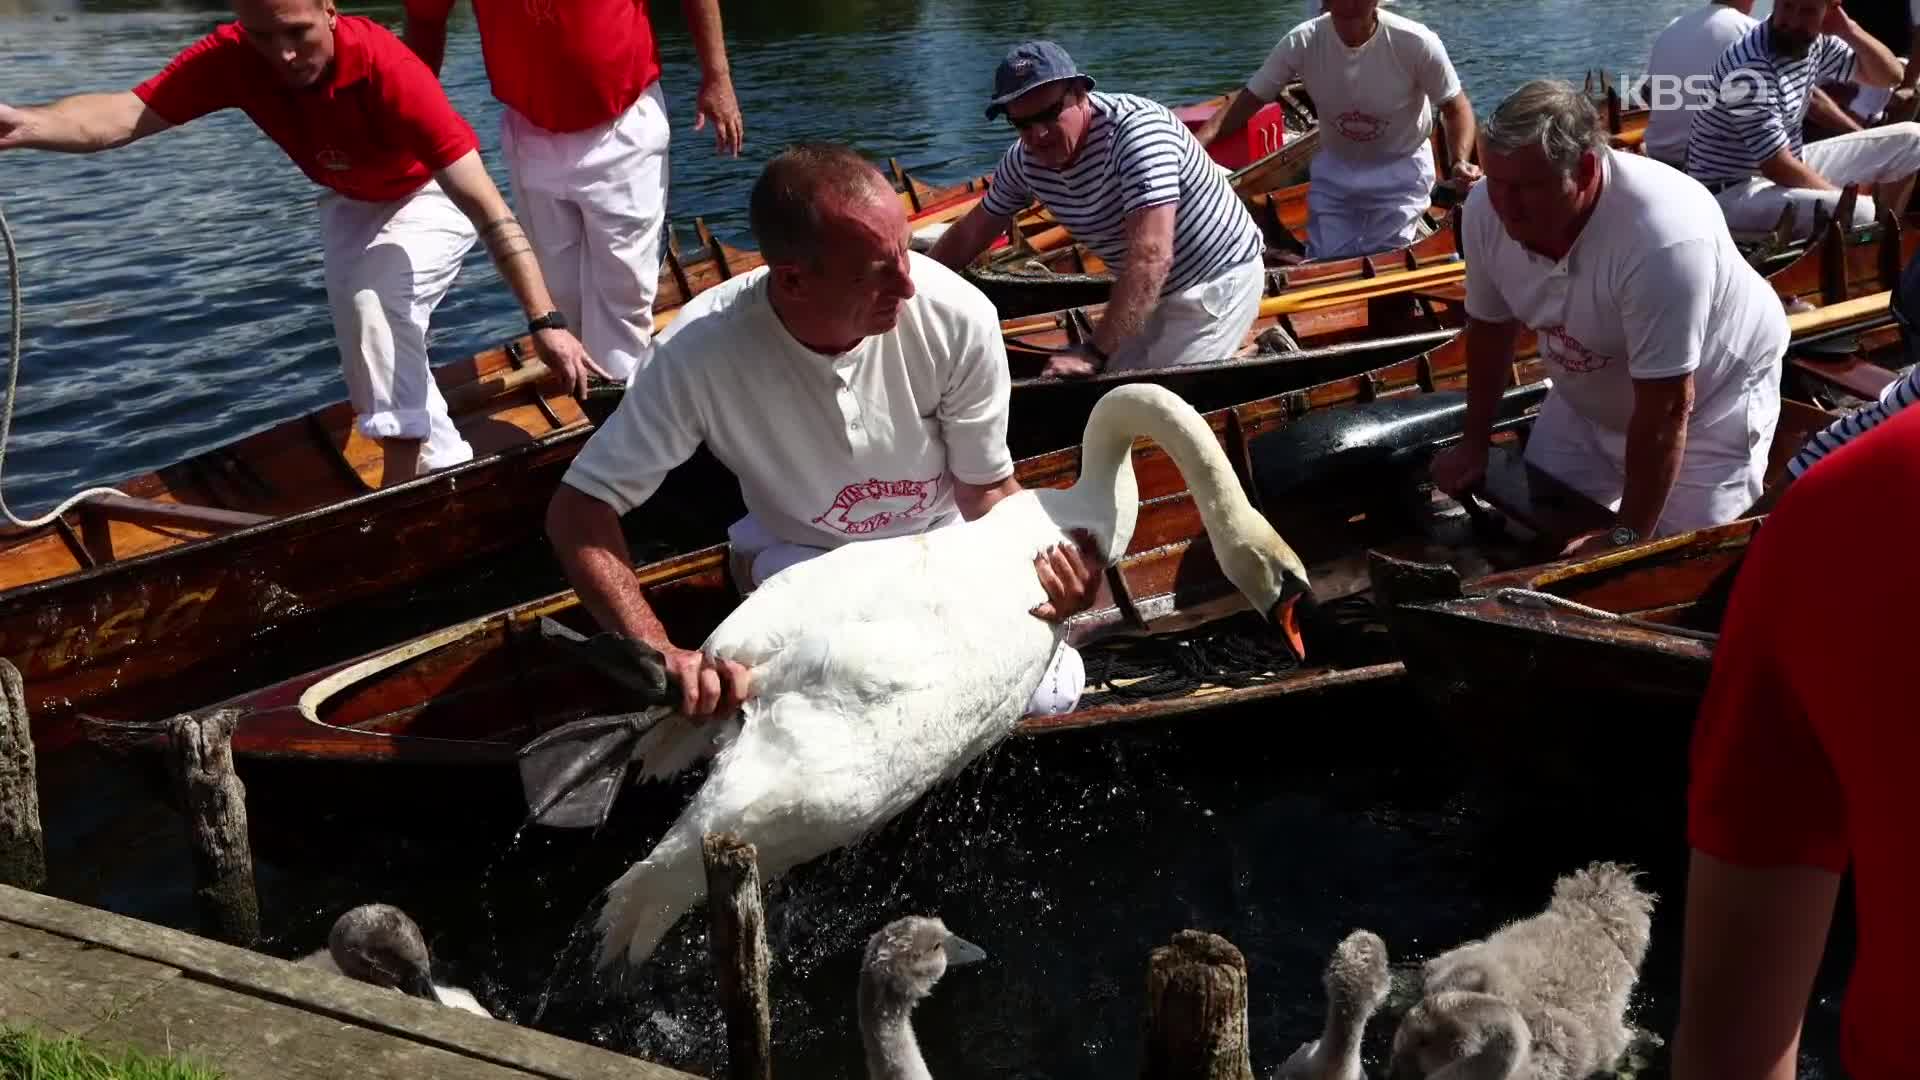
[593,382,1312,969]
[299,903,493,1018]
[859,916,987,1080]
[1277,930,1391,1080]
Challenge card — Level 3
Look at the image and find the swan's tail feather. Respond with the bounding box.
[593,835,706,970]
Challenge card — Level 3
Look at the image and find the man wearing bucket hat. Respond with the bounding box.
[928,41,1268,376]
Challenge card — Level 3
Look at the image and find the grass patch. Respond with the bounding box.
[0,1027,223,1080]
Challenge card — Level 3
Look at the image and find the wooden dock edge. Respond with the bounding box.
[0,884,701,1080]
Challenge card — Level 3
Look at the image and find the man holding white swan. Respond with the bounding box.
[547,143,1104,721]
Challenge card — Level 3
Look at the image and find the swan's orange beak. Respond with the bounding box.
[1271,595,1306,661]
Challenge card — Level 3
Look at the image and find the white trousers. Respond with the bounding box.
[1715,123,1920,239]
[1107,256,1266,372]
[726,512,1088,717]
[1305,143,1436,260]
[502,83,670,385]
[319,180,478,470]
[1522,374,1781,538]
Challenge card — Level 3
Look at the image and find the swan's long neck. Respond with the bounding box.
[1315,995,1373,1078]
[1071,386,1279,589]
[858,979,934,1080]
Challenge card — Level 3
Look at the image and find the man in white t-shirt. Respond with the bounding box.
[1194,0,1478,260]
[546,143,1102,719]
[1431,81,1788,554]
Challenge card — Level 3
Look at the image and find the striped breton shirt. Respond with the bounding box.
[1687,22,1858,185]
[979,92,1265,295]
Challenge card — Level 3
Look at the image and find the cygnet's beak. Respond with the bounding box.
[1269,572,1314,662]
[942,933,988,967]
[400,964,439,1002]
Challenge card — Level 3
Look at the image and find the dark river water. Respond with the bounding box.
[1,1,1854,1077]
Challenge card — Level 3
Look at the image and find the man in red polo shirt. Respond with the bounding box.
[404,0,744,384]
[0,0,597,481]
[1673,403,1920,1080]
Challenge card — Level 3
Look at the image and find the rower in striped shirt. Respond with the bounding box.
[1686,0,1920,240]
[928,41,1268,377]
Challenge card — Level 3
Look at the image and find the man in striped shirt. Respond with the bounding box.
[1687,0,1920,239]
[928,41,1268,376]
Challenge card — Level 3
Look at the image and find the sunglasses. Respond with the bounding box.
[1008,95,1073,131]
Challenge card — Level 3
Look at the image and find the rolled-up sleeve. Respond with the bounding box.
[936,290,1014,485]
[1245,29,1305,102]
[1620,238,1713,380]
[561,345,709,515]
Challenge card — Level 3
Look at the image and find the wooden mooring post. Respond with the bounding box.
[0,658,45,891]
[703,831,772,1080]
[1140,930,1255,1080]
[168,707,259,947]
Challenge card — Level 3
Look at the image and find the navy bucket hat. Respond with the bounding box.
[985,40,1096,119]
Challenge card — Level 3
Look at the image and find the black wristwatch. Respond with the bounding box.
[528,310,568,333]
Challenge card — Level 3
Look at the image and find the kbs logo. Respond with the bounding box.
[812,476,941,536]
[1542,326,1612,373]
[1335,110,1386,142]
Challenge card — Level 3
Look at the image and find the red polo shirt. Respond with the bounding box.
[132,16,479,204]
[405,0,663,134]
[1689,403,1920,1080]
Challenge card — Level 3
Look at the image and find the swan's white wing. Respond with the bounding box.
[632,492,1064,785]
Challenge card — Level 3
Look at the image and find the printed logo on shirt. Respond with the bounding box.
[315,148,352,172]
[524,0,558,23]
[1335,110,1387,142]
[1541,326,1613,374]
[812,476,942,536]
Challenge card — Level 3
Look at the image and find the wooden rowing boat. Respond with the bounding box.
[21,195,1892,752]
[1368,248,1904,712]
[82,335,1561,771]
[0,253,1472,749]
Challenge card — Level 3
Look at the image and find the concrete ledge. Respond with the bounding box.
[0,885,701,1079]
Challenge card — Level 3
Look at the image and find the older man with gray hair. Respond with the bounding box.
[1430,80,1788,554]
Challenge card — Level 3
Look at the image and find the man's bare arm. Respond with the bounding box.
[1090,203,1177,358]
[1194,88,1269,149]
[0,92,172,153]
[1672,852,1840,1080]
[925,201,1015,271]
[1759,145,1841,191]
[545,484,750,716]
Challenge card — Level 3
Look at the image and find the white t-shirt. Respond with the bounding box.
[1462,149,1788,435]
[1245,11,1462,164]
[563,252,1015,550]
[1642,3,1757,167]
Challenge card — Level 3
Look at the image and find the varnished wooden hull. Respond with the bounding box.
[1370,522,1753,709]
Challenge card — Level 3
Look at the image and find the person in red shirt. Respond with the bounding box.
[1673,400,1920,1080]
[404,0,744,385]
[0,0,598,481]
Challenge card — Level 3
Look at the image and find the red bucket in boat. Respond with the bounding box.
[1175,99,1286,172]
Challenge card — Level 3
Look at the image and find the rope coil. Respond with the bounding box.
[0,199,129,530]
[1492,587,1720,643]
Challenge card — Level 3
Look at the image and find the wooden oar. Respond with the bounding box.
[1257,261,1466,316]
[1785,289,1889,334]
